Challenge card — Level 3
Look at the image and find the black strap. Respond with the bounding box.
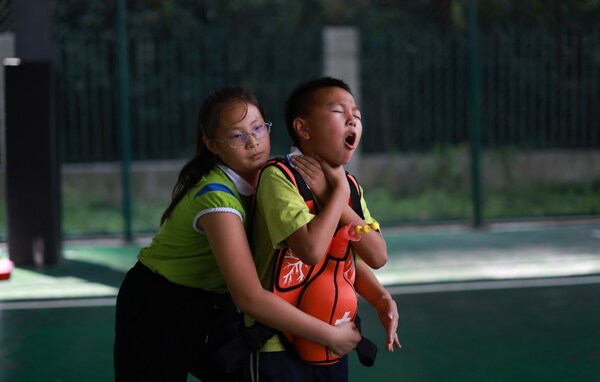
[282,155,314,203]
[214,322,278,374]
[354,314,378,367]
[214,315,377,373]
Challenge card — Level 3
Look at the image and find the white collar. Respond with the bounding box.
[216,163,255,196]
[289,146,303,158]
[284,146,304,168]
[286,146,316,191]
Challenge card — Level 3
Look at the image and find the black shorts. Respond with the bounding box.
[114,261,242,382]
[247,350,348,382]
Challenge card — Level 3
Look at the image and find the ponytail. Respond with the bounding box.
[160,86,264,225]
[160,145,216,225]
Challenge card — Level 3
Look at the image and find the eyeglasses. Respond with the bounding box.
[214,122,272,149]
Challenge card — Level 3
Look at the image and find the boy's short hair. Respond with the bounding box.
[284,77,353,146]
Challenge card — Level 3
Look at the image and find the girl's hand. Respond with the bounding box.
[376,297,402,352]
[291,155,330,202]
[327,321,361,356]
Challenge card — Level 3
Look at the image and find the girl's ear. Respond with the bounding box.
[203,136,218,154]
[293,117,310,140]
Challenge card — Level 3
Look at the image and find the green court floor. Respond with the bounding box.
[1,221,599,381]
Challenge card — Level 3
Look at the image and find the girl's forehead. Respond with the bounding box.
[220,102,262,129]
[221,101,248,123]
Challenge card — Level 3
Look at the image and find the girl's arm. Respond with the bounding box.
[354,261,402,352]
[200,212,361,356]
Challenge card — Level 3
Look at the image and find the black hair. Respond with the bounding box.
[160,86,264,224]
[284,77,352,146]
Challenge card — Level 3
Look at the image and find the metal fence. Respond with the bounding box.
[52,24,600,164]
[361,26,600,153]
[54,27,323,163]
[2,16,599,237]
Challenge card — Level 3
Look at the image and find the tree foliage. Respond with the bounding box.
[53,0,600,34]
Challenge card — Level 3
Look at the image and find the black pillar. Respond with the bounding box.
[5,0,60,266]
[5,62,61,266]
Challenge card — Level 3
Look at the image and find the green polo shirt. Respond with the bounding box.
[138,164,252,292]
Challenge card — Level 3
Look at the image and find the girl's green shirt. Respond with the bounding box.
[138,164,253,293]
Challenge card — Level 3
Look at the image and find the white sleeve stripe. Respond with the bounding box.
[193,208,244,234]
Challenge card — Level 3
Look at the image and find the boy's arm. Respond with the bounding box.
[340,205,387,269]
[290,155,387,269]
[354,261,402,352]
[285,158,350,265]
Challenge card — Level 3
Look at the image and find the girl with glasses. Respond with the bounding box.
[114,86,361,382]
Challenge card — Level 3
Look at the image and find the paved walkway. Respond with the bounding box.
[376,220,600,285]
[1,219,599,303]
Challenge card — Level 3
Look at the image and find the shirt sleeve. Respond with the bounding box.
[257,165,314,249]
[192,184,245,233]
[358,184,375,225]
[352,184,378,263]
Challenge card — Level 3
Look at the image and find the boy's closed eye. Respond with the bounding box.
[331,107,361,120]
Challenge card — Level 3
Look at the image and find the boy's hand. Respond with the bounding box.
[328,321,361,356]
[291,155,331,202]
[376,297,402,352]
[315,155,350,199]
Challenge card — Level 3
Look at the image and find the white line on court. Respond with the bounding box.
[385,275,600,295]
[2,275,600,310]
[0,297,116,311]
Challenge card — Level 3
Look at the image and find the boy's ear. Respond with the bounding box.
[293,117,310,140]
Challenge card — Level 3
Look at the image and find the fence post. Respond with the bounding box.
[468,0,483,228]
[118,0,133,242]
[323,27,361,177]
